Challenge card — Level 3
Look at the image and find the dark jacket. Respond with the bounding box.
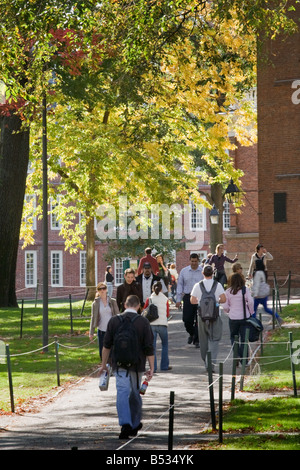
[135,273,162,306]
[103,309,154,372]
[116,281,143,312]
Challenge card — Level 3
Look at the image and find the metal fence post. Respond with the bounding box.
[69,294,73,334]
[6,344,15,412]
[289,332,297,397]
[168,391,175,451]
[218,362,223,444]
[207,351,216,430]
[231,335,239,401]
[240,327,250,391]
[55,338,60,387]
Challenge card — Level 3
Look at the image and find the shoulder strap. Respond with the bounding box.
[199,280,206,293]
[242,286,246,319]
[199,279,218,294]
[131,313,139,323]
[211,280,218,294]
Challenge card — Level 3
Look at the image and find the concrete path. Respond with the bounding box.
[0,299,293,451]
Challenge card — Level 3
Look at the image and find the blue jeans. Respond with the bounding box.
[114,369,143,428]
[106,282,113,298]
[151,325,169,371]
[97,329,106,360]
[253,297,278,318]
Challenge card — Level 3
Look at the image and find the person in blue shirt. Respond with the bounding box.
[176,253,204,347]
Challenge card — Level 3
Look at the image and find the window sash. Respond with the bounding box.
[25,251,37,287]
[51,251,63,286]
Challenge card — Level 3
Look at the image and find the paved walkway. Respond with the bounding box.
[0,298,295,451]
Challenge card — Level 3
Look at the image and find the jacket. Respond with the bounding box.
[222,287,254,320]
[104,309,154,372]
[135,273,167,305]
[116,281,143,312]
[89,296,119,336]
[248,252,273,277]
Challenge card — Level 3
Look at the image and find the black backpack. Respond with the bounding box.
[113,313,139,372]
[197,280,219,323]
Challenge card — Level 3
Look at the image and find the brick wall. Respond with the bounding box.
[225,138,259,276]
[257,1,300,284]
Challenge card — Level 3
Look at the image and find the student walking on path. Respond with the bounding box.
[190,264,226,371]
[99,295,154,440]
[247,243,273,281]
[143,281,171,372]
[207,244,238,287]
[116,268,143,312]
[222,272,254,364]
[176,253,204,348]
[89,282,119,361]
[252,259,283,325]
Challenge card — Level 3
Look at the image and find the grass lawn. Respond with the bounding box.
[244,305,300,392]
[1,297,300,450]
[0,299,99,413]
[194,397,300,450]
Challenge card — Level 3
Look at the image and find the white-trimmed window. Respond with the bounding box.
[51,251,63,286]
[114,258,131,286]
[223,200,230,230]
[50,198,62,230]
[80,251,98,287]
[80,251,87,287]
[25,251,37,287]
[189,199,206,231]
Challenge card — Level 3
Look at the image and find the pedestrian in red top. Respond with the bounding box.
[137,247,160,275]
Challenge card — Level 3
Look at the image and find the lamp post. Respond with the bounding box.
[209,204,220,225]
[209,183,223,254]
[224,178,240,203]
[42,93,48,352]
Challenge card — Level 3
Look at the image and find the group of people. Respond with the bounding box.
[89,243,282,439]
[176,243,283,371]
[89,248,173,439]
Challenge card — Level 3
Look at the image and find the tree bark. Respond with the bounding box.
[210,182,224,254]
[0,113,29,306]
[86,215,96,301]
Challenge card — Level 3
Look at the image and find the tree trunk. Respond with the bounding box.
[86,215,96,301]
[210,182,224,254]
[0,113,29,307]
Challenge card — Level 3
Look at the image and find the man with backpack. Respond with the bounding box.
[190,265,226,372]
[99,295,154,439]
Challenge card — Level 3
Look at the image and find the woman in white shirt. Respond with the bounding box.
[89,282,119,361]
[144,281,171,372]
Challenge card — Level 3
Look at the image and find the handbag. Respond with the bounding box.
[143,298,159,323]
[242,286,263,342]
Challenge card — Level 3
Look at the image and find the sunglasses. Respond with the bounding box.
[97,287,107,291]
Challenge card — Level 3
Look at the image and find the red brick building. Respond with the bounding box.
[16,104,260,301]
[16,140,259,301]
[257,1,300,285]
